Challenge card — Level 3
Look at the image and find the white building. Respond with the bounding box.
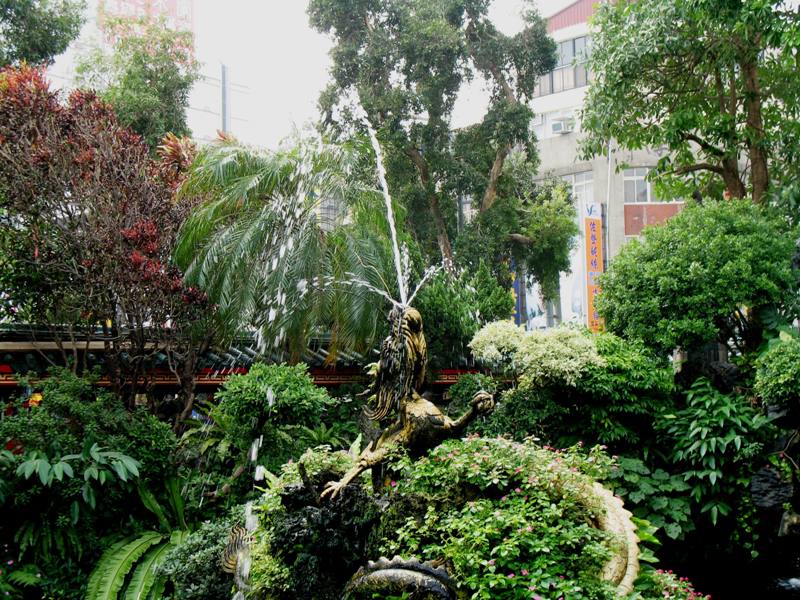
[522,0,684,329]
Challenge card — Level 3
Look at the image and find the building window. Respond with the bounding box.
[562,171,593,208]
[534,36,591,97]
[623,167,659,203]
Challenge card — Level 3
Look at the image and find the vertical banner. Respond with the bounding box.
[584,202,604,332]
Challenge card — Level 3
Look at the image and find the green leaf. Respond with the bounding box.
[86,532,163,600]
[18,459,36,479]
[85,465,99,481]
[112,461,129,482]
[137,485,171,532]
[164,477,186,530]
[89,443,102,462]
[37,459,51,485]
[123,531,187,600]
[82,483,96,509]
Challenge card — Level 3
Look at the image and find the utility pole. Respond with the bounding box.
[221,63,231,133]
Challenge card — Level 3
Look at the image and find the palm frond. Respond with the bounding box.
[175,135,400,356]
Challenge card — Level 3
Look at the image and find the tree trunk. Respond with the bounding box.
[721,158,747,199]
[480,143,511,212]
[405,147,454,263]
[741,58,769,203]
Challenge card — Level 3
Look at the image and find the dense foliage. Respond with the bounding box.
[469,323,675,452]
[0,0,84,66]
[659,378,776,527]
[243,440,703,600]
[581,0,800,203]
[596,199,799,354]
[0,371,179,599]
[307,0,577,300]
[158,516,239,599]
[76,17,199,149]
[0,65,213,414]
[606,457,693,542]
[414,262,514,369]
[754,334,800,407]
[214,363,332,471]
[377,438,619,600]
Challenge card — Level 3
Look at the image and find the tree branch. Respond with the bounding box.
[672,162,726,175]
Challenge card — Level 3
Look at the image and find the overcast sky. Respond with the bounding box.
[191,0,575,148]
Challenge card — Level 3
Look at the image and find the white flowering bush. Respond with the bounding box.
[470,322,604,387]
[468,320,526,371]
[515,327,605,387]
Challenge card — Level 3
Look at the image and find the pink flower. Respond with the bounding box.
[508,573,515,578]
[390,480,397,487]
[521,569,528,576]
[488,559,495,565]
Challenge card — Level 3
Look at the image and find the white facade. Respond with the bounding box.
[522,1,683,329]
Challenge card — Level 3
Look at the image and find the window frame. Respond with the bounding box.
[622,167,659,204]
[534,35,591,98]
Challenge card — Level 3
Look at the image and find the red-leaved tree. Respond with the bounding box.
[0,65,215,420]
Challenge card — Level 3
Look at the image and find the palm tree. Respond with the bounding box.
[173,133,402,361]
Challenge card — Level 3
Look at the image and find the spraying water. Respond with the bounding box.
[360,107,408,306]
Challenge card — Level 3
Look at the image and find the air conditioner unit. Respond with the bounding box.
[551,117,575,135]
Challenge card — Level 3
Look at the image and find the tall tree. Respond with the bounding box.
[0,0,84,66]
[581,0,800,204]
[76,17,199,149]
[0,65,214,417]
[307,0,556,263]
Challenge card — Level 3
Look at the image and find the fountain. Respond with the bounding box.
[224,102,640,599]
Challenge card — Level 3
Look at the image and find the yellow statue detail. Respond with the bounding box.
[321,306,494,501]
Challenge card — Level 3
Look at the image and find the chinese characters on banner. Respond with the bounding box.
[584,202,604,332]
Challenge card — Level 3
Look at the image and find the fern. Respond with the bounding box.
[124,531,188,600]
[6,564,42,587]
[86,532,163,600]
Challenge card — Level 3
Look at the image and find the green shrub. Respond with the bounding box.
[470,323,606,385]
[157,516,236,600]
[515,327,605,387]
[468,326,675,451]
[634,568,710,600]
[569,333,675,448]
[754,335,800,406]
[606,457,693,541]
[596,199,799,354]
[376,438,619,600]
[468,319,526,372]
[414,262,514,370]
[0,369,178,599]
[658,378,776,526]
[214,363,332,471]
